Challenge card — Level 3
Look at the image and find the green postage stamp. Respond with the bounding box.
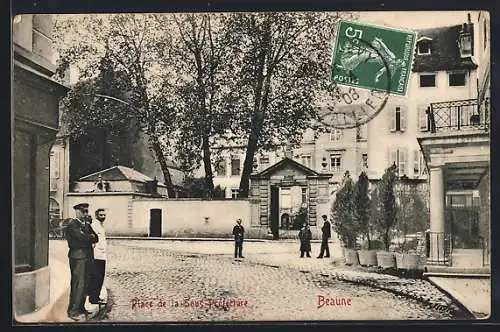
[331,20,417,96]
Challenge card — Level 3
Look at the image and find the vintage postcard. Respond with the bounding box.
[12,9,490,324]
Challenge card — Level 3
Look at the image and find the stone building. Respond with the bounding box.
[249,158,332,240]
[13,14,68,318]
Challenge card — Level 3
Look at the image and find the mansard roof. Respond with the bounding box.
[413,24,478,72]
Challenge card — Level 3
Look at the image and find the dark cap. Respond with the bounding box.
[322,214,328,219]
[73,203,89,210]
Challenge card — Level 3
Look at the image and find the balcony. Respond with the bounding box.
[417,98,490,191]
[426,98,489,134]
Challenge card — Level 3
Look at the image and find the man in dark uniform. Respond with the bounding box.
[232,218,245,259]
[317,214,332,258]
[65,203,99,321]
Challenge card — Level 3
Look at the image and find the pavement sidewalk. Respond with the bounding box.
[427,276,490,319]
[17,240,108,323]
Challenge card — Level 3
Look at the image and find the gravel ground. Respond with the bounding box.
[98,240,466,322]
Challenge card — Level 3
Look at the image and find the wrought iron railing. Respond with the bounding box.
[425,231,453,265]
[480,236,490,267]
[427,98,489,133]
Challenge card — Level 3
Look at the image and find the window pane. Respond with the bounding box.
[301,155,311,168]
[362,154,368,168]
[330,154,341,172]
[417,41,431,54]
[216,159,226,176]
[231,157,240,176]
[420,74,436,87]
[395,107,401,131]
[449,73,466,86]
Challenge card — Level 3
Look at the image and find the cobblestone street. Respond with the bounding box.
[97,240,462,322]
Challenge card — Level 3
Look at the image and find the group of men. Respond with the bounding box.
[232,214,332,259]
[298,214,331,258]
[65,203,108,321]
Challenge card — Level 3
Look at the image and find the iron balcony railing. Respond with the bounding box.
[425,231,453,265]
[427,98,489,133]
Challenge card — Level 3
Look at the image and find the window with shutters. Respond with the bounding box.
[388,148,408,177]
[301,154,312,168]
[389,106,406,132]
[231,155,240,176]
[418,104,430,131]
[413,150,425,176]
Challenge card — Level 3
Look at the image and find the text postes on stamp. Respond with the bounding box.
[316,20,417,130]
[331,20,417,96]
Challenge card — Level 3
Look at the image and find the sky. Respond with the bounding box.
[359,11,478,30]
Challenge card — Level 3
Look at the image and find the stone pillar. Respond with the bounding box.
[428,166,447,264]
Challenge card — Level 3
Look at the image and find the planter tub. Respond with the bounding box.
[395,253,422,270]
[395,253,404,269]
[358,250,377,266]
[376,251,396,268]
[403,253,421,270]
[344,249,359,266]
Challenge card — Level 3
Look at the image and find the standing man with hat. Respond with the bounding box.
[232,218,245,259]
[317,214,332,258]
[65,203,99,321]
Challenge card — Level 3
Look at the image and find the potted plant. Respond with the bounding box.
[394,188,428,271]
[332,172,359,265]
[373,164,398,269]
[353,172,377,266]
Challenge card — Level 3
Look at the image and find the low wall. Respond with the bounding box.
[65,193,133,235]
[130,198,251,237]
[64,194,339,240]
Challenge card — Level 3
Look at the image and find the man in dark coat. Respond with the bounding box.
[65,203,99,321]
[317,214,332,258]
[232,218,245,259]
[298,223,312,258]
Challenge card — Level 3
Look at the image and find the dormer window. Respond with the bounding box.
[417,37,432,55]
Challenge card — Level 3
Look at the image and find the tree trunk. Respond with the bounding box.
[366,231,371,250]
[239,19,272,198]
[202,135,215,197]
[150,134,176,198]
[384,229,390,251]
